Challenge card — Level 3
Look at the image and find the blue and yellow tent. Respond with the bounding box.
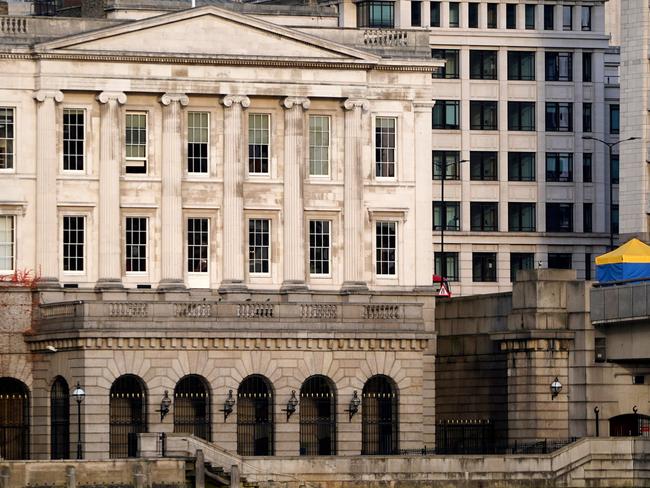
[595,238,650,283]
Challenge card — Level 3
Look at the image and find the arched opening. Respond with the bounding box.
[237,375,274,456]
[50,376,70,459]
[610,413,650,437]
[174,375,211,441]
[0,377,30,460]
[362,375,398,455]
[109,375,147,458]
[299,375,336,455]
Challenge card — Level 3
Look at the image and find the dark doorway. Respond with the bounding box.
[174,375,211,441]
[237,375,274,456]
[299,375,336,455]
[51,376,70,459]
[109,375,147,458]
[0,377,30,460]
[610,413,650,437]
[362,375,398,455]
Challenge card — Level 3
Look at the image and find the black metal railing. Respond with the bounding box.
[300,376,336,456]
[362,376,398,455]
[0,379,30,460]
[51,377,70,459]
[237,375,274,456]
[436,419,497,455]
[174,375,211,441]
[511,437,578,454]
[109,376,147,459]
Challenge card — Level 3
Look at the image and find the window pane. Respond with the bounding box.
[63,109,85,171]
[434,252,459,281]
[0,215,14,272]
[63,216,85,272]
[510,253,534,282]
[449,2,459,27]
[249,219,271,274]
[309,220,331,275]
[375,117,396,178]
[473,252,497,282]
[309,115,330,176]
[187,218,209,273]
[248,114,270,174]
[0,108,14,170]
[188,112,209,174]
[125,217,147,272]
[525,4,536,29]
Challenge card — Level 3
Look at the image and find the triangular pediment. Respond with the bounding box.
[35,6,378,63]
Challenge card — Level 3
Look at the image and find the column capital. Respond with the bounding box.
[33,90,63,104]
[282,97,310,111]
[343,99,369,112]
[160,93,189,107]
[221,95,250,108]
[96,91,127,105]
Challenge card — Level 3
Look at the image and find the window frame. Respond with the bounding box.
[583,153,593,183]
[470,101,498,130]
[433,150,461,180]
[581,6,592,31]
[0,214,15,273]
[470,151,498,181]
[524,4,536,29]
[62,108,86,173]
[356,0,395,28]
[507,51,536,81]
[582,102,592,133]
[431,49,460,79]
[448,2,460,27]
[506,4,517,29]
[562,5,573,30]
[545,52,573,82]
[62,215,86,274]
[309,219,331,277]
[546,152,574,182]
[432,100,460,130]
[375,220,398,278]
[610,104,620,135]
[468,2,479,28]
[472,252,497,282]
[187,217,210,275]
[187,111,210,176]
[248,113,271,176]
[248,218,271,276]
[508,152,536,182]
[309,114,331,178]
[375,116,397,179]
[470,50,498,80]
[546,203,574,232]
[430,1,441,26]
[508,202,536,232]
[582,52,592,82]
[545,102,573,132]
[611,154,619,184]
[548,252,573,269]
[510,252,534,282]
[544,5,554,29]
[583,202,593,233]
[508,101,536,131]
[125,216,148,274]
[487,3,498,28]
[124,111,148,175]
[470,202,499,231]
[0,107,15,172]
[433,201,461,231]
[435,251,459,281]
[411,0,422,26]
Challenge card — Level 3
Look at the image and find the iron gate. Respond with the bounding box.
[435,419,495,454]
[0,377,30,460]
[299,375,336,455]
[109,375,147,459]
[174,375,211,441]
[237,375,274,456]
[50,377,70,459]
[362,375,398,455]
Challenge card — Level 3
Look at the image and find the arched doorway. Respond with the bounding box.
[237,375,273,456]
[299,375,336,455]
[109,375,147,458]
[362,375,398,455]
[50,376,70,459]
[0,377,29,460]
[174,375,211,441]
[610,413,650,437]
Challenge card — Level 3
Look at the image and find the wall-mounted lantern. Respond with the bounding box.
[222,390,235,422]
[346,391,361,421]
[550,377,562,399]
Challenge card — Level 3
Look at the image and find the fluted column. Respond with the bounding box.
[34,90,64,287]
[96,91,127,290]
[159,93,189,290]
[220,95,250,292]
[281,97,310,291]
[342,99,369,291]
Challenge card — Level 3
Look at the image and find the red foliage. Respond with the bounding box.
[0,268,41,288]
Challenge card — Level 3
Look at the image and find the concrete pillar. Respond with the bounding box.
[65,466,76,488]
[414,101,434,288]
[342,99,369,291]
[159,93,189,290]
[281,97,310,291]
[220,95,250,292]
[96,91,127,290]
[33,90,63,287]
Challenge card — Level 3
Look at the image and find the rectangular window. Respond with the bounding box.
[309,220,331,276]
[63,216,85,272]
[432,49,460,79]
[430,1,441,26]
[187,217,209,273]
[583,103,592,132]
[611,155,619,184]
[583,153,593,183]
[511,252,534,282]
[508,203,536,231]
[594,336,606,362]
[248,114,270,174]
[546,153,573,182]
[610,105,620,134]
[375,117,396,178]
[470,151,498,181]
[473,252,497,282]
[506,4,517,28]
[546,203,574,232]
[525,4,536,29]
[125,112,147,174]
[508,102,536,131]
[487,3,498,28]
[432,100,460,129]
[468,2,479,28]
[585,252,592,280]
[433,201,461,230]
[470,202,499,231]
[435,252,459,281]
[0,108,14,170]
[248,219,270,274]
[433,151,461,180]
[548,252,572,268]
[508,152,535,181]
[582,52,592,82]
[546,52,573,81]
[0,215,14,272]
[544,5,554,29]
[187,112,209,174]
[546,102,573,132]
[309,115,330,177]
[613,204,619,234]
[357,0,394,27]
[63,109,84,171]
[125,217,147,273]
[583,203,593,232]
[508,51,535,80]
[449,2,460,27]
[376,221,396,276]
[411,0,422,26]
[470,101,498,130]
[562,5,572,30]
[470,50,498,80]
[581,6,591,30]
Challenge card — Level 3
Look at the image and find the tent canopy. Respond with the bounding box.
[595,238,650,282]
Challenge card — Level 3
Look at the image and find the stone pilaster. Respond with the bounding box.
[33,90,64,288]
[281,97,310,291]
[159,93,189,290]
[220,95,250,292]
[342,99,369,292]
[96,91,127,290]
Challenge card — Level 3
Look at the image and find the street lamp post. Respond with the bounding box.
[71,382,85,460]
[582,136,639,250]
